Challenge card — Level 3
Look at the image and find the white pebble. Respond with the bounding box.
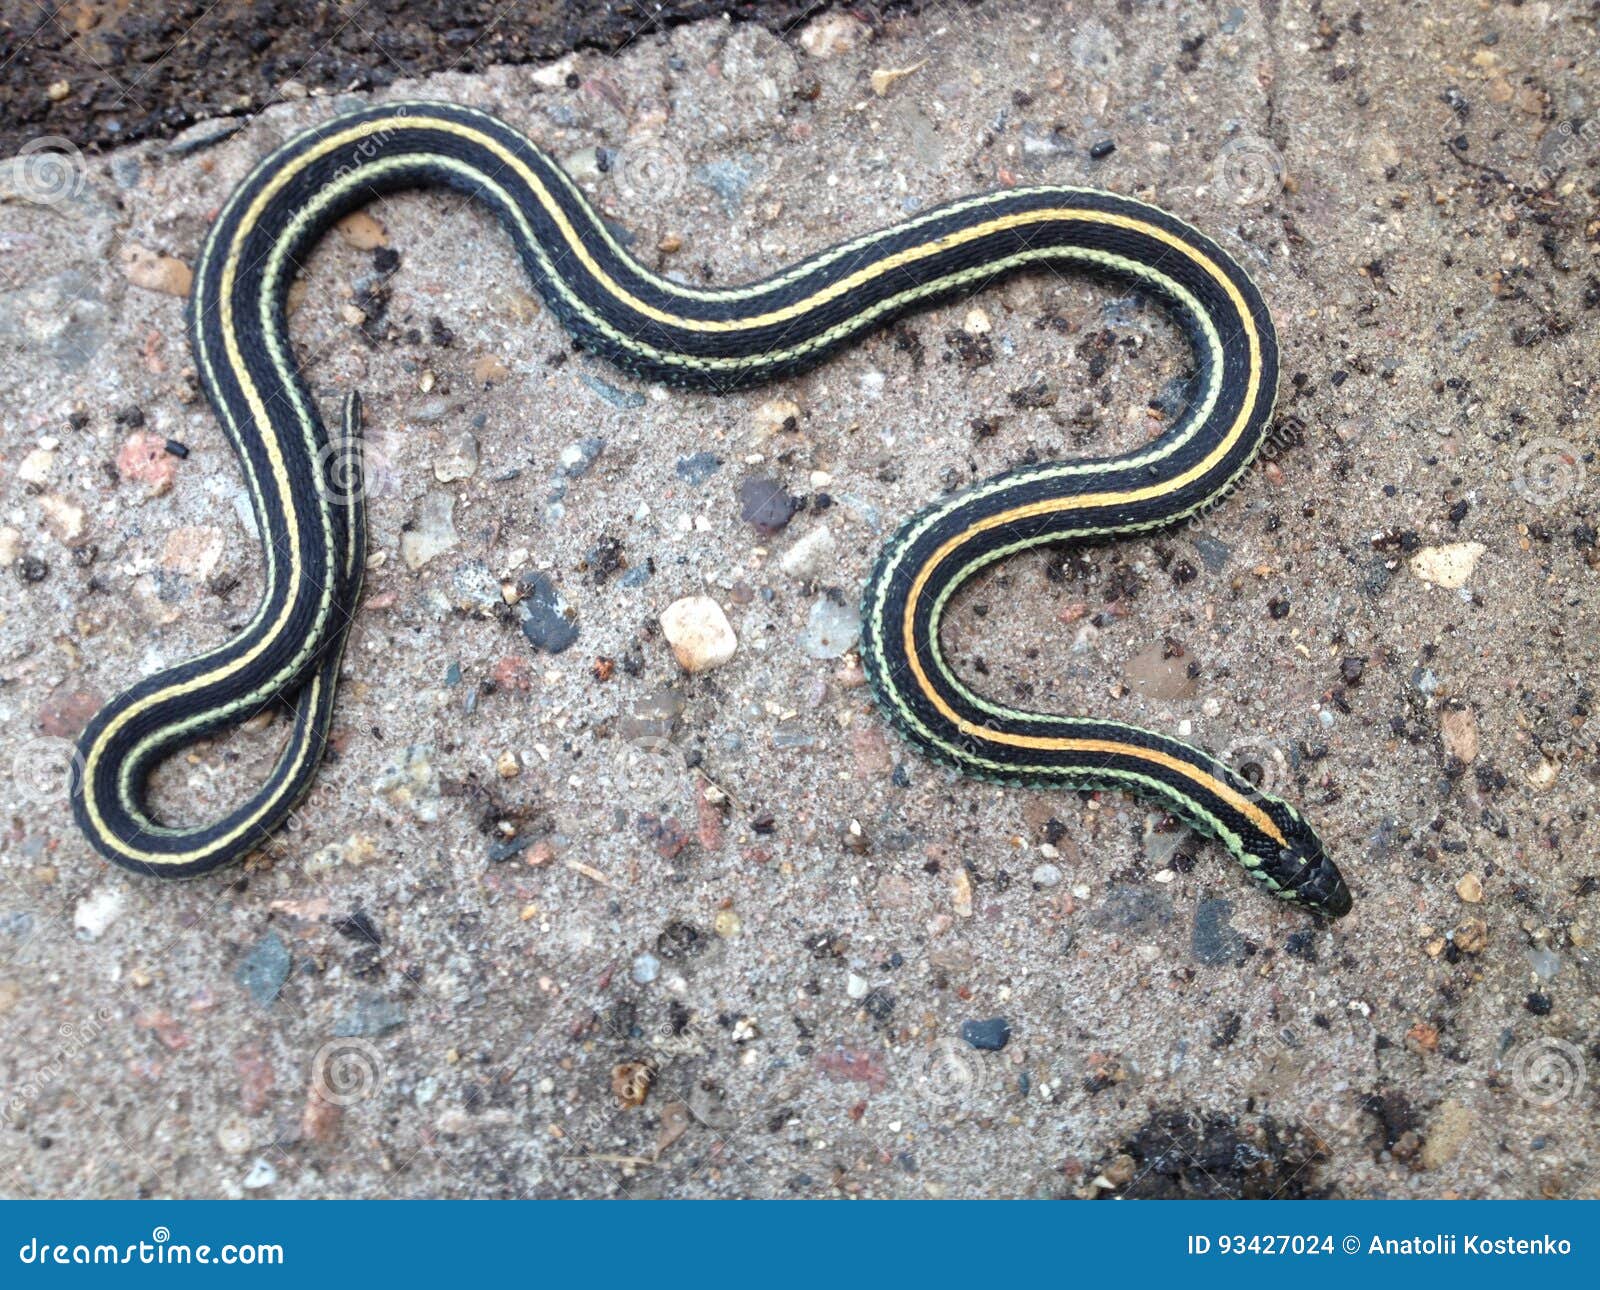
[799,12,868,58]
[432,431,479,483]
[779,526,836,579]
[659,596,738,672]
[752,398,800,439]
[216,1118,252,1155]
[242,1158,277,1191]
[18,447,55,485]
[1408,542,1485,589]
[73,887,125,941]
[798,596,862,660]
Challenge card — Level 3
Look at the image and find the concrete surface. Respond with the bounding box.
[0,0,1596,1199]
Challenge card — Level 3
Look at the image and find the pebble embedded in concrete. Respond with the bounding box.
[660,595,738,672]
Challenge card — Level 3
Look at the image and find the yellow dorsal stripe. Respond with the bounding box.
[892,232,1285,848]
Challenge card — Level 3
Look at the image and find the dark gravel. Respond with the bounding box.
[0,1,956,155]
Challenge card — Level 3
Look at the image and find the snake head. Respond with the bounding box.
[1261,806,1352,918]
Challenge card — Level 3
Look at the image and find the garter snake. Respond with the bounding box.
[70,101,1352,917]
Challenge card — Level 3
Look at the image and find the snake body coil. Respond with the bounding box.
[70,102,1351,917]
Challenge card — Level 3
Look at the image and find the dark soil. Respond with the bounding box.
[0,1,950,156]
[1095,1108,1336,1200]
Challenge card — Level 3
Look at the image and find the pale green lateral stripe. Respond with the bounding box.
[931,758,1248,859]
[861,250,1237,735]
[125,150,1203,806]
[438,95,1235,309]
[910,445,1262,727]
[77,102,1346,916]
